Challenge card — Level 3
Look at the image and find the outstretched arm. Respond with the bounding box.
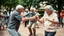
[22,16,36,22]
[36,16,44,23]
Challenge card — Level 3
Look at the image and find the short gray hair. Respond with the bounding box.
[16,5,24,10]
[45,5,54,12]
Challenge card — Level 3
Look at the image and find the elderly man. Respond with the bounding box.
[26,8,37,36]
[36,5,59,36]
[7,5,36,36]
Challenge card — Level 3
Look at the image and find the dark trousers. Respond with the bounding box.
[45,31,56,36]
[60,18,63,27]
[25,20,29,27]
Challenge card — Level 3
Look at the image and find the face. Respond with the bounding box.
[36,9,39,13]
[45,8,52,15]
[30,9,34,12]
[17,8,24,13]
[4,11,7,13]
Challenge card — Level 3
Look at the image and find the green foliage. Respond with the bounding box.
[20,0,40,8]
[0,0,64,10]
[0,0,41,9]
[39,9,45,16]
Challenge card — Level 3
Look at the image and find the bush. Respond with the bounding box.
[39,9,45,16]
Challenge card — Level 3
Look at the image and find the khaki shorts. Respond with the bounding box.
[27,22,37,28]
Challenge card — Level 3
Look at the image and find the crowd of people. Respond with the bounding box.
[0,9,10,30]
[0,5,64,36]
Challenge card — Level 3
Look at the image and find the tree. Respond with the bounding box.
[0,0,19,11]
[19,0,40,9]
[0,0,8,8]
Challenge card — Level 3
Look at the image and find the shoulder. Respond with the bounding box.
[53,13,58,16]
[10,11,20,17]
[13,11,19,15]
[51,13,58,18]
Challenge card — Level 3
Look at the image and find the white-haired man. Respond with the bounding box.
[36,5,59,36]
[7,5,37,36]
[27,7,37,36]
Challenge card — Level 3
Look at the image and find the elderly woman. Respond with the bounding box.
[7,5,37,36]
[36,5,59,36]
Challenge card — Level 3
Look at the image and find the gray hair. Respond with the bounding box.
[45,5,54,12]
[16,5,24,10]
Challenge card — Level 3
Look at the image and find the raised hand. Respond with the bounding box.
[34,16,39,20]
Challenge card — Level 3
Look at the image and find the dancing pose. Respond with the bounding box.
[36,5,59,36]
[7,5,37,36]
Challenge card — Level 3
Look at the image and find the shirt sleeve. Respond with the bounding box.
[15,14,22,21]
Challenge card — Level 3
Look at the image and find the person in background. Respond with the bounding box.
[0,10,4,30]
[3,9,9,28]
[7,5,37,36]
[62,10,64,25]
[60,10,64,27]
[36,5,59,36]
[24,9,30,27]
[35,9,40,28]
[27,7,37,36]
[36,9,40,16]
[10,8,14,14]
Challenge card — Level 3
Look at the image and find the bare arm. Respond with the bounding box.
[37,17,44,23]
[22,16,36,22]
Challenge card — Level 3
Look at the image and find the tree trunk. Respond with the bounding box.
[57,0,63,23]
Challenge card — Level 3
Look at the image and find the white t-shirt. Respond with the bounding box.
[41,12,59,32]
